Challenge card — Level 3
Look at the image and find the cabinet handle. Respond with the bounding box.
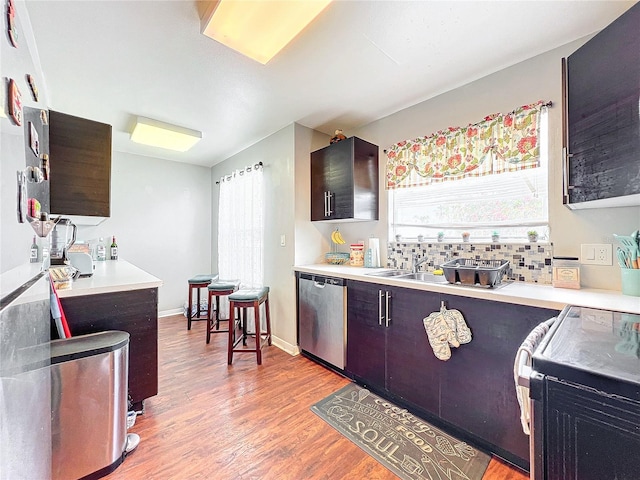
[327,190,333,216]
[323,191,328,217]
[385,291,391,327]
[562,147,575,201]
[378,290,384,326]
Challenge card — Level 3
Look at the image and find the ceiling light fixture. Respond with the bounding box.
[200,0,332,65]
[130,117,202,152]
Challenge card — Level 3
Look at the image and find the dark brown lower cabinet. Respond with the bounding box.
[438,294,558,468]
[59,288,158,412]
[346,280,559,470]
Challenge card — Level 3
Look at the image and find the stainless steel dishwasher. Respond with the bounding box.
[298,273,346,369]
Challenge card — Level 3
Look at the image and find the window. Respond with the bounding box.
[389,109,548,242]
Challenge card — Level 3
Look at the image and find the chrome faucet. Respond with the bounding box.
[412,254,430,273]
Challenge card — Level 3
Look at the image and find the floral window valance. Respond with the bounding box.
[386,100,549,190]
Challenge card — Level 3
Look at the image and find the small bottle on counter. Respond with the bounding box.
[30,235,39,263]
[96,237,106,261]
[110,236,118,260]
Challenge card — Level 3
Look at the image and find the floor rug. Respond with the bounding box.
[311,383,491,480]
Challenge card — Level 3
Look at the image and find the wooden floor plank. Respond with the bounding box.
[106,315,528,480]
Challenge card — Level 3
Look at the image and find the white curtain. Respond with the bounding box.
[217,164,264,325]
[218,164,264,287]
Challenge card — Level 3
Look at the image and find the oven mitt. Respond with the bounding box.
[423,310,458,360]
[442,305,472,345]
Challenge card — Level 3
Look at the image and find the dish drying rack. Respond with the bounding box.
[441,258,510,287]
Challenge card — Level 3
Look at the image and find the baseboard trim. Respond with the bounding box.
[271,335,300,356]
[159,308,183,317]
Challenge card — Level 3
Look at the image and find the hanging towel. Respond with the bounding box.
[423,302,471,361]
[513,319,554,435]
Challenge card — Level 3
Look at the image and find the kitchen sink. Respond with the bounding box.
[365,270,410,277]
[397,272,449,283]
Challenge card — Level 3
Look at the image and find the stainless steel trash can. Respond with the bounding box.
[51,331,129,480]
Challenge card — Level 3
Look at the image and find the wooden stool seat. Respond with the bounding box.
[228,287,271,365]
[206,279,240,344]
[187,274,218,330]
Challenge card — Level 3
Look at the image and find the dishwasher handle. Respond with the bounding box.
[298,273,346,286]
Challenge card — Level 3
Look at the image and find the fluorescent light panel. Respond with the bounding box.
[130,117,202,152]
[201,0,331,64]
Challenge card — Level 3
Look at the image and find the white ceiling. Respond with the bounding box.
[26,0,635,168]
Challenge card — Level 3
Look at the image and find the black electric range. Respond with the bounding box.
[529,305,640,480]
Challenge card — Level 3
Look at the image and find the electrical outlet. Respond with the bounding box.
[580,243,613,265]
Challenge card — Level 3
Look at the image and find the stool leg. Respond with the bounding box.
[216,295,221,329]
[254,299,262,365]
[265,295,272,346]
[196,287,202,318]
[188,285,193,330]
[242,308,248,346]
[206,290,213,344]
[227,301,235,364]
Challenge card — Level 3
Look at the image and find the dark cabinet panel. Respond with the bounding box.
[544,378,640,480]
[310,137,378,221]
[438,294,558,466]
[385,285,441,416]
[346,280,385,389]
[60,288,158,411]
[49,110,112,217]
[564,4,640,207]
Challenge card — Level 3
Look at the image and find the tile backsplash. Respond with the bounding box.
[387,242,553,284]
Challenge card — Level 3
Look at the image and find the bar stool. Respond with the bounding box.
[206,279,240,344]
[227,287,271,365]
[187,274,218,330]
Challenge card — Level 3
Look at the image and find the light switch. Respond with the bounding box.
[280,234,286,247]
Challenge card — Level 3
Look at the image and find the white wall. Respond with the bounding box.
[76,152,211,313]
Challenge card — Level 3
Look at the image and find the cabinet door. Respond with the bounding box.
[310,148,331,221]
[545,378,640,480]
[346,280,385,389]
[385,285,441,416]
[49,110,112,217]
[326,139,355,220]
[310,139,355,221]
[438,294,558,467]
[566,4,640,206]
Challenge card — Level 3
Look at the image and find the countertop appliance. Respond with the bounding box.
[50,217,77,265]
[517,306,640,480]
[298,273,346,369]
[68,252,94,277]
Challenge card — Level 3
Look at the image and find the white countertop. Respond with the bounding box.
[57,259,163,298]
[294,264,640,315]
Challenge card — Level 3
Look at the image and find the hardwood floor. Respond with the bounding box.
[107,314,529,480]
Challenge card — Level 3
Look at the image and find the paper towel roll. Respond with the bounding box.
[368,237,381,268]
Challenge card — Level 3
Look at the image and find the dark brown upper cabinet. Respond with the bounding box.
[563,3,640,209]
[311,136,379,222]
[49,110,112,218]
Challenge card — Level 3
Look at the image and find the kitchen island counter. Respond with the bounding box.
[294,264,640,315]
[57,259,163,298]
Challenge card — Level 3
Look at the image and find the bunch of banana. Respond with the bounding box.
[331,228,346,245]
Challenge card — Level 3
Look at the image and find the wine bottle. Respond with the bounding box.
[110,236,118,260]
[30,235,39,263]
[96,237,106,261]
